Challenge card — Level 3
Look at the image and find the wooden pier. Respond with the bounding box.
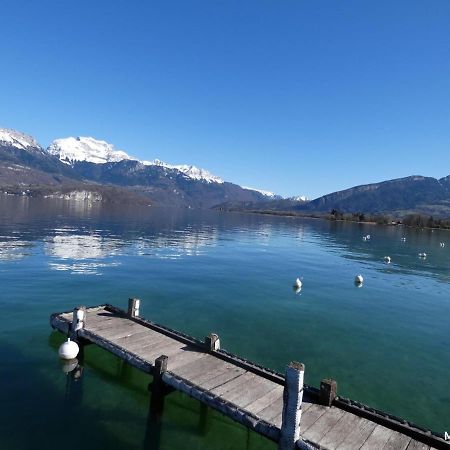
[50,301,449,450]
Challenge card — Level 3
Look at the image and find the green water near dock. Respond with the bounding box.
[0,196,449,449]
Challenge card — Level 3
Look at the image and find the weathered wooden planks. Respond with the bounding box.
[227,377,280,409]
[198,366,246,391]
[257,394,284,424]
[298,403,328,433]
[302,407,346,444]
[173,353,228,379]
[244,385,284,415]
[50,304,448,450]
[210,371,255,397]
[406,440,432,450]
[360,425,410,450]
[321,413,375,449]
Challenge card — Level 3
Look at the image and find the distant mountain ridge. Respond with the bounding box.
[300,175,450,216]
[217,175,450,218]
[0,128,275,207]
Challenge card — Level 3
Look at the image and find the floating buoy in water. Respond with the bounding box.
[366,234,371,240]
[440,242,445,247]
[401,237,406,242]
[354,274,364,285]
[294,278,302,289]
[58,338,79,360]
[418,252,427,258]
[362,236,367,242]
[384,256,391,263]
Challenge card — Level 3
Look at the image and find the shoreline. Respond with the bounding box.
[219,208,450,231]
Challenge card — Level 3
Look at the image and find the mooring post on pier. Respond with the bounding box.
[278,361,305,450]
[70,305,86,341]
[197,403,211,436]
[152,355,168,394]
[144,355,168,450]
[319,378,337,406]
[128,297,140,318]
[204,333,220,351]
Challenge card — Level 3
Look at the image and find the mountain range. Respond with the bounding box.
[0,128,276,207]
[218,176,450,218]
[1,127,449,217]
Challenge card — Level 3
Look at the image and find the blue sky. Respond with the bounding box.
[1,0,449,198]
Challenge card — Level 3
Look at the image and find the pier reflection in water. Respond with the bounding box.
[52,332,272,450]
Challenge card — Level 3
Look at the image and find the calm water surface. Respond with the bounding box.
[0,196,449,449]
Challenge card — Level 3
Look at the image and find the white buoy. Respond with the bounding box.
[384,256,391,263]
[440,242,445,248]
[362,236,367,242]
[401,237,406,242]
[366,234,371,240]
[58,338,79,360]
[354,274,364,284]
[418,252,427,258]
[294,278,302,289]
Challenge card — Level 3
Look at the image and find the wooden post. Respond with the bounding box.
[119,360,133,383]
[197,403,210,436]
[319,378,337,406]
[204,333,220,351]
[278,362,305,450]
[144,355,168,450]
[153,355,168,392]
[70,306,86,341]
[127,297,140,317]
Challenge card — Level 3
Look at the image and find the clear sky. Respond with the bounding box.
[1,0,449,199]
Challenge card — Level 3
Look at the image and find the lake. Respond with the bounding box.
[0,195,449,449]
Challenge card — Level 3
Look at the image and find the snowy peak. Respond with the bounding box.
[289,195,308,202]
[48,137,131,165]
[0,128,41,150]
[142,159,223,183]
[242,186,280,198]
[48,136,224,183]
[177,165,223,184]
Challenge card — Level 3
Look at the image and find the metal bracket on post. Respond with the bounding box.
[128,298,140,318]
[278,361,305,450]
[204,333,220,352]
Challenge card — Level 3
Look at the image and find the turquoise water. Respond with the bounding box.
[0,196,449,449]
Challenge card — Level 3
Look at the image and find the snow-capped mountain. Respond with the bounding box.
[242,186,280,198]
[0,128,43,152]
[48,137,131,164]
[0,128,80,185]
[0,128,277,208]
[49,136,223,184]
[289,195,308,202]
[142,159,223,184]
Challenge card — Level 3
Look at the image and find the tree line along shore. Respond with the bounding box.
[221,207,450,231]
